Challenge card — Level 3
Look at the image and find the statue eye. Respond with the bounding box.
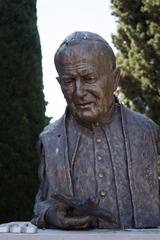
[62,77,75,85]
[65,79,74,83]
[84,76,96,83]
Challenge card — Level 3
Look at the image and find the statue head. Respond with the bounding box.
[54,31,120,125]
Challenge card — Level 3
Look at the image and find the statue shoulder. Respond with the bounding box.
[40,115,65,139]
[121,104,160,141]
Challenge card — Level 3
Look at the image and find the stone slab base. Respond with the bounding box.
[0,222,160,240]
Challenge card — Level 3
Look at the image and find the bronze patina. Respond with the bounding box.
[32,31,160,230]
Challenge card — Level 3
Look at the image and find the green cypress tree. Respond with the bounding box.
[0,0,47,222]
[111,0,160,125]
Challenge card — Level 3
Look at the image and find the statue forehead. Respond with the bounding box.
[57,41,104,62]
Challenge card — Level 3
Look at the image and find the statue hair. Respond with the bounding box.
[54,31,116,72]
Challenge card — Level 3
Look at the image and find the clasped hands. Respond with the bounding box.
[45,193,115,230]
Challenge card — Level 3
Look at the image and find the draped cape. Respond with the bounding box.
[32,104,160,228]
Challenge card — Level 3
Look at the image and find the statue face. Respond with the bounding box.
[57,42,119,124]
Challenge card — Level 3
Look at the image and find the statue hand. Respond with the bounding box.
[53,193,116,224]
[45,202,91,230]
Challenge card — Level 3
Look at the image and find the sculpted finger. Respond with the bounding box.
[70,222,90,230]
[60,215,91,229]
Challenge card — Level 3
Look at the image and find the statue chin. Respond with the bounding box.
[71,110,99,126]
[68,102,110,126]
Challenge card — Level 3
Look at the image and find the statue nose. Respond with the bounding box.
[75,78,85,98]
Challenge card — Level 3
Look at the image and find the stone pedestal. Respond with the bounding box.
[0,222,160,240]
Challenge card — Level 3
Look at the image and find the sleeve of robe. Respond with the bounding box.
[31,139,55,228]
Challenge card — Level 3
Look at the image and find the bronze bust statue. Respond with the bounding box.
[32,31,160,230]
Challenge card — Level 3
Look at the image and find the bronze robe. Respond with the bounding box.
[32,103,160,229]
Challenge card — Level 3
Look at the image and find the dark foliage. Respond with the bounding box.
[0,0,47,222]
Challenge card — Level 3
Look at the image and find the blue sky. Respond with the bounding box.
[37,0,117,120]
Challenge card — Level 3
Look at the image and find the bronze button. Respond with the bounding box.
[100,190,106,197]
[98,173,104,178]
[97,155,102,160]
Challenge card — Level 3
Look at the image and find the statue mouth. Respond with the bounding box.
[77,102,94,109]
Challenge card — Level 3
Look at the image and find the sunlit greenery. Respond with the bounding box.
[111,0,160,125]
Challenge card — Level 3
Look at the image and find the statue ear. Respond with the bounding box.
[56,76,65,95]
[112,68,120,92]
[56,76,60,82]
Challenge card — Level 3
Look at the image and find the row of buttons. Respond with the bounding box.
[98,172,106,197]
[96,138,103,178]
[95,134,106,198]
[96,137,102,163]
[96,139,102,160]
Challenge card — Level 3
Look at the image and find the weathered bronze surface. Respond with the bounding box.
[32,32,160,230]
